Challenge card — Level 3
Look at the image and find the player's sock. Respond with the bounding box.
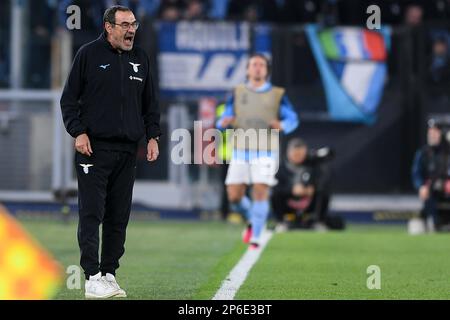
[230,196,252,220]
[249,200,270,242]
[242,224,253,243]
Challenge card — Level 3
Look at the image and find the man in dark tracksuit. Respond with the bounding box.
[60,5,161,298]
[412,120,450,231]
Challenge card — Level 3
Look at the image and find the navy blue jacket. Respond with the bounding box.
[412,144,450,190]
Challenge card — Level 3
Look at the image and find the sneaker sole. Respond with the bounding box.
[115,291,127,298]
[85,291,120,299]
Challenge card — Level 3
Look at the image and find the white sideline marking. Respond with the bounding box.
[212,230,273,300]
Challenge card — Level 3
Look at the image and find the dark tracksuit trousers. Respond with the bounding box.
[75,145,137,279]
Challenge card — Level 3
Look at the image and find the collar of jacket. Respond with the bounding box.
[99,32,129,54]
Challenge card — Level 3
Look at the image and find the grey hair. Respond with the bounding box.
[103,5,131,26]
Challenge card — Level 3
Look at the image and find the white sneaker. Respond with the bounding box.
[85,272,120,299]
[275,223,288,233]
[313,222,328,232]
[103,273,127,298]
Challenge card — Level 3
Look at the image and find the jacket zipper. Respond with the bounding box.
[119,52,124,136]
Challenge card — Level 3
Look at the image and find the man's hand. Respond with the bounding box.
[75,133,93,156]
[419,185,430,201]
[219,116,235,128]
[305,186,315,197]
[269,120,282,130]
[147,138,159,162]
[292,183,306,196]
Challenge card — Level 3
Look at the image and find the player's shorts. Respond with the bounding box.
[225,156,278,186]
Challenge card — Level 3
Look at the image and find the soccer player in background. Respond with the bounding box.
[216,53,299,249]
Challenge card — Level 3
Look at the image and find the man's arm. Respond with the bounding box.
[274,166,293,195]
[143,55,161,162]
[278,95,299,134]
[142,55,161,141]
[412,149,426,191]
[412,148,432,201]
[60,48,87,138]
[216,94,235,130]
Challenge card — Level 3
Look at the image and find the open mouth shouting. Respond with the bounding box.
[123,32,135,49]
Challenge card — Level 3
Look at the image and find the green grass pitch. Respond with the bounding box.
[19,219,450,300]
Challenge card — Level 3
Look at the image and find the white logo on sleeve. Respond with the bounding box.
[99,64,110,69]
[79,164,94,174]
[129,62,140,72]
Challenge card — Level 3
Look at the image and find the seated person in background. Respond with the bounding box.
[271,138,338,230]
[412,119,450,231]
